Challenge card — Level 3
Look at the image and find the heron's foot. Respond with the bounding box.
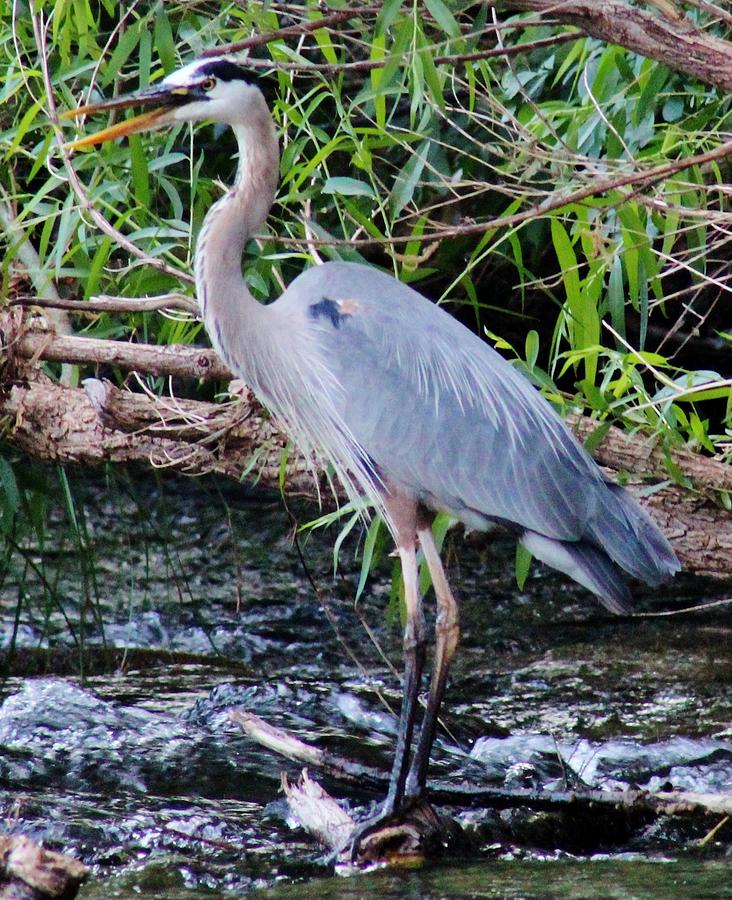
[338,796,462,869]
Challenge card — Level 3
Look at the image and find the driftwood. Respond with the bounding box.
[281,771,359,858]
[229,711,385,787]
[230,713,464,866]
[237,712,732,818]
[235,712,732,866]
[282,772,461,868]
[0,835,88,900]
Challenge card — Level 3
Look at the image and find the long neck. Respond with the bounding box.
[195,97,280,385]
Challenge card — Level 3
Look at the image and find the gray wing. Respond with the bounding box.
[278,261,678,608]
[288,261,605,541]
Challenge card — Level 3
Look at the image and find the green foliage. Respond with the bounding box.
[1,2,731,612]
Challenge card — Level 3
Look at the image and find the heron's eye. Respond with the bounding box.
[200,77,217,92]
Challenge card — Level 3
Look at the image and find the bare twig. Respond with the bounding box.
[200,5,383,58]
[212,32,579,75]
[11,293,199,316]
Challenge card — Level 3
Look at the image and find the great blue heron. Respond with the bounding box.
[65,57,680,856]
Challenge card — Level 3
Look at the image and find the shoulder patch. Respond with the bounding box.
[308,297,358,329]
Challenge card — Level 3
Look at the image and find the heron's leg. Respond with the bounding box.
[405,516,460,798]
[381,492,426,815]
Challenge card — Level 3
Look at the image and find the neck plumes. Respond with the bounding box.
[194,95,280,387]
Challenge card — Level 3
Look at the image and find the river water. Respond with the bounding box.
[0,470,729,897]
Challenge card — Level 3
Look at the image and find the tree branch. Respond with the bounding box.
[277,133,732,247]
[502,0,732,92]
[10,293,199,316]
[15,331,230,383]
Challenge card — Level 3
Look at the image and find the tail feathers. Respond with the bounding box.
[520,482,679,614]
[598,483,680,584]
[521,531,632,615]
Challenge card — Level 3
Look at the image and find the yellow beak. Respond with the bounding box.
[61,86,188,151]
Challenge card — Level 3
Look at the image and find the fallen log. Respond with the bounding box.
[1,378,321,503]
[1,313,731,578]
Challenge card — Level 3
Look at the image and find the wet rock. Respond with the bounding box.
[469,732,732,794]
[0,679,266,796]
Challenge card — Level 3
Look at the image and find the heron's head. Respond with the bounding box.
[63,58,266,150]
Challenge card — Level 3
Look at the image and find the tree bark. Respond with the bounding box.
[2,313,730,580]
[502,1,732,93]
[2,379,321,503]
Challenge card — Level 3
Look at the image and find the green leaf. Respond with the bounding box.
[675,386,731,403]
[635,62,669,126]
[84,235,112,300]
[638,257,648,351]
[515,543,532,590]
[129,133,151,208]
[278,444,290,494]
[551,219,579,306]
[4,99,42,160]
[662,96,684,122]
[0,456,20,533]
[332,509,361,575]
[356,516,385,600]
[376,14,411,114]
[390,143,427,217]
[312,26,338,65]
[424,0,460,36]
[607,254,626,342]
[525,330,539,371]
[322,176,376,198]
[419,37,444,111]
[583,420,612,454]
[154,7,177,74]
[376,0,405,35]
[104,25,142,85]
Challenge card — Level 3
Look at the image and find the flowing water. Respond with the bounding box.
[0,470,729,897]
